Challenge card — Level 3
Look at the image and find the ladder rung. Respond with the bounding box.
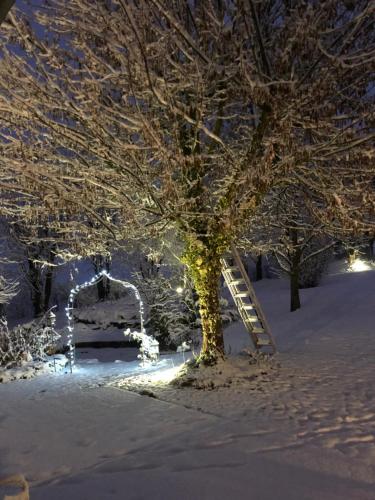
[256,338,271,346]
[240,304,254,310]
[244,316,259,323]
[228,279,245,286]
[223,266,240,273]
[222,246,276,354]
[235,291,250,298]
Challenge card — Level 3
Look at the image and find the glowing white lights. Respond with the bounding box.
[176,286,184,294]
[65,270,146,372]
[349,258,371,273]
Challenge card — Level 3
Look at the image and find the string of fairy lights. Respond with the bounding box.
[65,270,145,372]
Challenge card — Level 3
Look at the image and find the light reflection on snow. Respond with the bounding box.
[69,352,189,386]
[141,365,183,384]
[349,258,372,273]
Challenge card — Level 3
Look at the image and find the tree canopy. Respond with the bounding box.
[0,0,374,362]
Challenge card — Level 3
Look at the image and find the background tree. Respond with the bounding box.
[0,231,19,318]
[4,223,57,318]
[0,1,374,363]
[91,254,112,301]
[0,0,14,26]
[271,189,336,311]
[0,272,18,317]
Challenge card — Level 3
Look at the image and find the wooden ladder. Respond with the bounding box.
[221,245,276,353]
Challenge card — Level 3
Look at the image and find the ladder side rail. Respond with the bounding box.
[221,264,252,324]
[230,245,277,352]
[230,246,265,306]
[221,263,260,348]
[222,263,274,351]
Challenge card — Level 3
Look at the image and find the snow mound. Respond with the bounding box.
[172,352,279,390]
[115,352,279,396]
[73,298,140,330]
[0,355,67,383]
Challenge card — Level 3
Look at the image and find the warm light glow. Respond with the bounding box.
[144,365,182,384]
[350,258,371,272]
[176,286,184,294]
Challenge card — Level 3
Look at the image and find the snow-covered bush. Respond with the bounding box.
[134,271,239,350]
[0,313,60,369]
[133,273,193,349]
[178,280,201,343]
[124,329,159,364]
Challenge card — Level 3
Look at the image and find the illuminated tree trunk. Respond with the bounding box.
[183,238,226,364]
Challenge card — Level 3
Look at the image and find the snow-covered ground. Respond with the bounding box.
[1,263,375,499]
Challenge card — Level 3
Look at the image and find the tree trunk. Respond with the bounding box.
[183,239,225,364]
[41,245,56,313]
[92,255,111,301]
[198,267,224,363]
[28,258,43,317]
[255,254,263,281]
[290,268,301,312]
[105,257,111,296]
[96,278,106,301]
[93,255,106,301]
[43,266,54,312]
[289,228,302,312]
[369,237,374,261]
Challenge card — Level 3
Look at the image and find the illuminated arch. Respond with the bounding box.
[65,270,145,371]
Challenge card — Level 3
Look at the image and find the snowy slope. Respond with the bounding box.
[0,263,375,499]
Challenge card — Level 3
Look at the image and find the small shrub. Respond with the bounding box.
[0,314,60,369]
[133,273,193,349]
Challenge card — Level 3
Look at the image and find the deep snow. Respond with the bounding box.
[1,262,375,499]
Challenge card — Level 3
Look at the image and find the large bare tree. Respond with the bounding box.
[0,0,374,363]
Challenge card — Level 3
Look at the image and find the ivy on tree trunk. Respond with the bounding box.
[182,233,228,365]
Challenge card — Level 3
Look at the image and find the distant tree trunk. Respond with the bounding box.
[289,229,302,312]
[255,254,263,281]
[369,237,374,261]
[92,255,110,301]
[43,267,53,311]
[290,267,301,312]
[105,258,111,296]
[0,0,14,26]
[97,278,106,301]
[28,258,43,317]
[43,247,55,312]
